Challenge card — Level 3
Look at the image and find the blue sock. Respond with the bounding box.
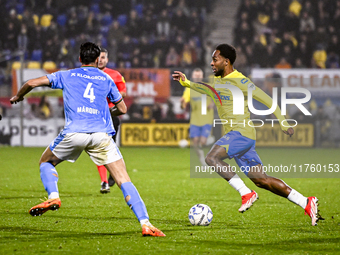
[121,182,149,221]
[40,162,59,196]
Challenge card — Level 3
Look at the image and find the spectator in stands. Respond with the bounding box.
[275,57,292,69]
[171,9,188,33]
[164,99,176,121]
[300,11,315,32]
[180,44,194,67]
[38,96,52,119]
[326,52,340,68]
[108,21,125,46]
[294,58,307,68]
[296,41,312,67]
[128,97,143,121]
[156,9,171,37]
[58,39,74,68]
[86,11,100,37]
[127,10,140,39]
[151,102,162,123]
[17,24,28,51]
[312,45,327,68]
[284,11,300,33]
[327,35,340,57]
[42,39,58,63]
[66,10,79,38]
[153,49,165,68]
[4,22,18,51]
[165,46,180,67]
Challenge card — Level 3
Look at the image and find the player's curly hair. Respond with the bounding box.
[216,44,237,65]
[79,42,101,65]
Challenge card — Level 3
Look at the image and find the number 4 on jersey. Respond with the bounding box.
[83,82,95,103]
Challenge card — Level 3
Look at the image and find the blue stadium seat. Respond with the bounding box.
[100,26,109,36]
[31,49,42,61]
[135,4,143,17]
[69,38,76,47]
[106,62,116,68]
[74,62,82,68]
[58,61,69,69]
[90,4,100,14]
[100,37,108,48]
[101,14,113,26]
[131,38,139,44]
[57,14,67,27]
[117,14,127,26]
[16,3,24,14]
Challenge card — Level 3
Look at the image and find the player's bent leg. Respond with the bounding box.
[206,144,255,212]
[248,164,322,225]
[248,164,291,197]
[105,160,165,236]
[97,165,110,194]
[205,144,236,180]
[30,147,63,216]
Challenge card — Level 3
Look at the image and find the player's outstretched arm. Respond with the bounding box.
[283,127,294,137]
[10,76,51,104]
[251,85,294,137]
[110,100,127,116]
[172,71,190,87]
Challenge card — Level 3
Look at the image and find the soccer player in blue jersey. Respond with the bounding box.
[173,44,321,226]
[10,42,165,236]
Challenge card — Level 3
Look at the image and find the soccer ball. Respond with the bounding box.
[188,204,213,226]
[178,139,189,148]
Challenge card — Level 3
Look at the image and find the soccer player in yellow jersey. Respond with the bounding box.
[181,68,214,166]
[172,44,320,226]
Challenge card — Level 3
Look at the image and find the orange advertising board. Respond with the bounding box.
[118,69,170,98]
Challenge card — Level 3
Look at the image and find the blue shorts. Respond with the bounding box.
[215,131,262,175]
[190,124,212,138]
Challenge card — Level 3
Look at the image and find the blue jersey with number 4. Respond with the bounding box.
[46,66,122,136]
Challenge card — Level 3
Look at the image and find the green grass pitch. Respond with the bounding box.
[0,147,340,254]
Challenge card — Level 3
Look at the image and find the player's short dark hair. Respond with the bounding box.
[215,44,237,65]
[100,47,108,58]
[79,42,101,64]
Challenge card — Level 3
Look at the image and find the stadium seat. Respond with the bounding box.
[106,62,116,68]
[100,26,109,36]
[11,61,22,70]
[42,61,57,70]
[31,49,42,61]
[17,14,22,20]
[117,14,127,26]
[57,14,67,27]
[33,14,39,25]
[69,38,76,47]
[27,61,41,69]
[135,4,143,17]
[58,61,69,69]
[40,14,53,27]
[16,3,24,14]
[74,62,82,68]
[101,14,113,26]
[100,37,108,48]
[90,4,100,14]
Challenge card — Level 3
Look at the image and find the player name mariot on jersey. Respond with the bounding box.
[77,106,100,114]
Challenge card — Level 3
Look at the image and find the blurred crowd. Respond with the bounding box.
[234,0,340,73]
[0,0,213,73]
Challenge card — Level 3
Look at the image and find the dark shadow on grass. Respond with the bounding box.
[0,225,139,240]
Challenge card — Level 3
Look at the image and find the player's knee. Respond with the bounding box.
[205,154,215,166]
[253,177,270,189]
